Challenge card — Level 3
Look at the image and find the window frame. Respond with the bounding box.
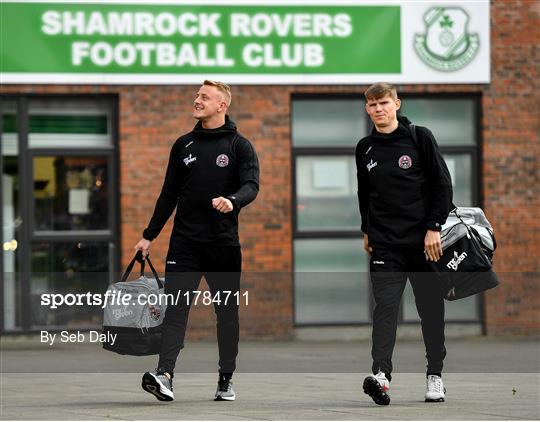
[291,92,484,328]
[0,93,120,333]
[291,93,371,327]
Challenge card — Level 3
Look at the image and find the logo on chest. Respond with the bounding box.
[183,154,197,166]
[366,159,378,172]
[216,154,229,167]
[398,155,412,169]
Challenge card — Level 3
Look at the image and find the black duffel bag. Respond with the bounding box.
[429,207,499,301]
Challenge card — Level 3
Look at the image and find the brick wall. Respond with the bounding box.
[480,0,540,335]
[2,1,538,337]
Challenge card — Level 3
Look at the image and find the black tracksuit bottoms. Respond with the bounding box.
[158,241,242,376]
[370,247,446,378]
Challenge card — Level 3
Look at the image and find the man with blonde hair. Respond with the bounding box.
[135,80,259,402]
[356,82,453,405]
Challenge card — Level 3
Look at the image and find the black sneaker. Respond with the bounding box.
[142,369,174,401]
[214,377,236,401]
[363,371,391,406]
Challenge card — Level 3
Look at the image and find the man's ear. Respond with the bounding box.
[395,98,401,111]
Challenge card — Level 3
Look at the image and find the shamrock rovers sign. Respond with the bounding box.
[0,1,489,84]
[414,7,480,72]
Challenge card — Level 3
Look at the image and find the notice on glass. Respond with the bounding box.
[68,189,90,215]
[312,160,348,189]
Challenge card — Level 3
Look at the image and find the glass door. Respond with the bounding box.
[1,96,119,332]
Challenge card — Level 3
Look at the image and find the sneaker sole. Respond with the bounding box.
[425,397,445,402]
[363,376,390,406]
[214,394,236,401]
[141,372,174,402]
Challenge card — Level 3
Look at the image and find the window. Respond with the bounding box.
[292,94,481,326]
[1,96,118,332]
[293,96,370,325]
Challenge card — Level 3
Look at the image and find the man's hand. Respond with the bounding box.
[424,230,443,262]
[134,238,151,259]
[212,197,233,213]
[364,234,373,256]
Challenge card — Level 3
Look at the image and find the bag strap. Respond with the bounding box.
[411,123,457,212]
[409,124,422,159]
[120,250,144,282]
[144,255,164,289]
[120,250,163,289]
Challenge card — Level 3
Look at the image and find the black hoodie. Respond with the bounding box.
[143,115,259,246]
[355,115,453,249]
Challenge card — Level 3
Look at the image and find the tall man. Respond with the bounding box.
[135,80,259,402]
[355,83,453,406]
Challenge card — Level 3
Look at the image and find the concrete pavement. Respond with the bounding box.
[1,336,539,420]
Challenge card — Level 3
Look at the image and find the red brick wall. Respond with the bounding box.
[480,0,540,335]
[2,1,538,337]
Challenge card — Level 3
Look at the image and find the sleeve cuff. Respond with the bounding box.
[226,195,241,210]
[142,229,155,241]
[426,221,442,231]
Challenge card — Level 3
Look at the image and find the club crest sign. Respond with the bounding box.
[414,7,479,72]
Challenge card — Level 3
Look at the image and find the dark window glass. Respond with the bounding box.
[33,156,109,231]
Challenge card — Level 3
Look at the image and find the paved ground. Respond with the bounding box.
[1,336,539,420]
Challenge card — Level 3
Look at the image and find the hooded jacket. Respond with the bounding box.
[355,115,453,249]
[143,115,259,246]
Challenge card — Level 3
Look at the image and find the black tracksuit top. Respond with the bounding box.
[143,115,259,246]
[355,116,453,249]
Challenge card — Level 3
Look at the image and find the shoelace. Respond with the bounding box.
[218,380,230,392]
[428,377,443,393]
[156,371,172,387]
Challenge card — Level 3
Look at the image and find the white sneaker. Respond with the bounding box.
[425,374,446,402]
[363,371,390,405]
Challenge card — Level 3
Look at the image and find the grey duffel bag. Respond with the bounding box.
[102,251,166,355]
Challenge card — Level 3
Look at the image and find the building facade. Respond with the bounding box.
[1,1,538,337]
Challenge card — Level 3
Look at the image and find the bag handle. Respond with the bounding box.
[452,208,497,252]
[120,250,163,289]
[144,254,164,289]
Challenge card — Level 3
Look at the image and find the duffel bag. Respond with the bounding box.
[429,207,500,301]
[102,251,165,355]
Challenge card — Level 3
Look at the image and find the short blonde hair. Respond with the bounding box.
[203,80,232,107]
[364,83,398,101]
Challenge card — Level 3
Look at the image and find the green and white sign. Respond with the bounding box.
[414,7,480,72]
[0,1,490,84]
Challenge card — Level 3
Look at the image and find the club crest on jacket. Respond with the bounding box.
[216,154,229,167]
[398,155,412,169]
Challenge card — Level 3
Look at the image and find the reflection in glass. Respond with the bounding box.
[296,156,361,231]
[292,99,366,147]
[31,241,110,329]
[399,98,476,146]
[28,99,112,148]
[442,153,473,207]
[295,238,370,324]
[33,156,108,231]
